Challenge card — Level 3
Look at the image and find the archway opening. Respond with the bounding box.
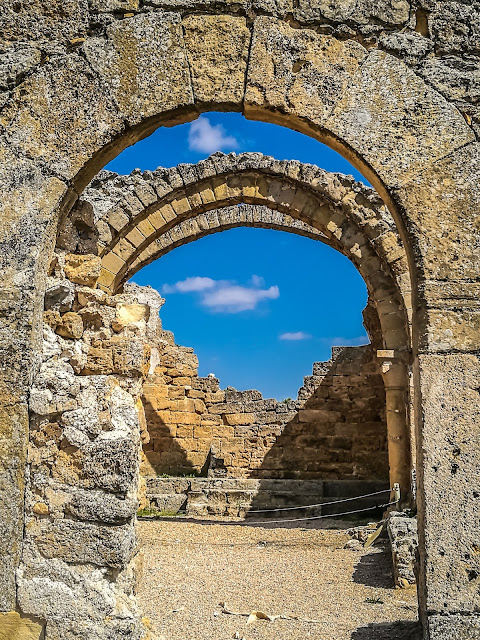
[22,114,418,640]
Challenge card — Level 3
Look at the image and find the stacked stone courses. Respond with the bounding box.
[142,339,389,481]
[1,1,480,638]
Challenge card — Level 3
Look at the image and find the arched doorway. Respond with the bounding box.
[0,9,478,638]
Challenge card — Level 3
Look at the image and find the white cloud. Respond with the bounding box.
[279,331,312,341]
[162,276,216,294]
[202,284,279,313]
[188,116,239,154]
[162,274,279,313]
[250,274,265,287]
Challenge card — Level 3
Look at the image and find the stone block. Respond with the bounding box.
[325,50,474,188]
[171,376,192,386]
[64,254,102,287]
[205,391,225,403]
[176,426,193,438]
[245,17,367,125]
[183,15,250,105]
[176,398,195,412]
[417,353,480,616]
[0,54,123,180]
[298,409,342,423]
[84,438,139,494]
[83,12,193,126]
[426,614,480,640]
[108,336,150,377]
[29,519,135,568]
[224,412,256,426]
[387,512,418,587]
[392,142,480,283]
[89,0,139,13]
[81,346,114,375]
[111,302,149,332]
[44,280,75,312]
[171,411,200,425]
[212,425,235,438]
[193,425,212,439]
[55,311,84,340]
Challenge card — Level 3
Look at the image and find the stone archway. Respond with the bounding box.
[0,5,479,638]
[68,154,413,500]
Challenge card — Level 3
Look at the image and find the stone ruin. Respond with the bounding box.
[18,241,393,638]
[1,2,480,637]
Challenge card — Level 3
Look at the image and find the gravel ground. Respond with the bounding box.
[137,518,419,640]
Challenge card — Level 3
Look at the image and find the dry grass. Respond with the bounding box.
[137,518,419,640]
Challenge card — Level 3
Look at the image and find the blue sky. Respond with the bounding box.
[107,113,369,400]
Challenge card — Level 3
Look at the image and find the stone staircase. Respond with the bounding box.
[144,477,391,520]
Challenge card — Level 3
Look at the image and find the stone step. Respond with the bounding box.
[145,477,390,519]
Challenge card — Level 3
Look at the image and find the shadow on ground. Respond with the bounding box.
[352,542,394,588]
[351,620,421,639]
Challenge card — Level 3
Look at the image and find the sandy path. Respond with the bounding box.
[137,519,419,640]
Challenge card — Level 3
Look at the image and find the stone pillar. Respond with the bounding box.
[379,354,411,502]
[415,353,480,639]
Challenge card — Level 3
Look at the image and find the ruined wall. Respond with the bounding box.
[20,253,159,640]
[141,340,389,481]
[20,248,388,637]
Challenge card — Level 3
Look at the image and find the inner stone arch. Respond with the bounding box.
[66,153,414,493]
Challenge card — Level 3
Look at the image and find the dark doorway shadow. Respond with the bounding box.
[142,397,197,476]
[351,621,421,640]
[352,542,395,589]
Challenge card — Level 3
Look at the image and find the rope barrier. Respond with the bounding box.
[139,485,400,528]
[245,501,397,526]
[245,489,391,513]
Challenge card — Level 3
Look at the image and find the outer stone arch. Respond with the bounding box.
[0,6,479,638]
[67,154,413,502]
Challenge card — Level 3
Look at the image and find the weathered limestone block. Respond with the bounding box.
[429,1,480,55]
[0,55,123,180]
[17,547,148,640]
[393,142,480,285]
[426,614,480,640]
[82,345,114,374]
[29,360,80,416]
[55,311,84,339]
[64,253,101,287]
[325,50,475,188]
[295,0,409,25]
[0,45,41,93]
[417,55,480,135]
[183,15,250,105]
[417,353,480,620]
[44,279,75,312]
[245,17,367,125]
[83,11,193,126]
[0,611,44,640]
[79,302,116,331]
[84,437,139,494]
[223,413,256,426]
[112,302,150,332]
[28,518,135,568]
[89,0,139,12]
[0,0,88,44]
[387,512,418,587]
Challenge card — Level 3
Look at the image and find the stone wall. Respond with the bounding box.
[141,340,389,482]
[19,253,158,640]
